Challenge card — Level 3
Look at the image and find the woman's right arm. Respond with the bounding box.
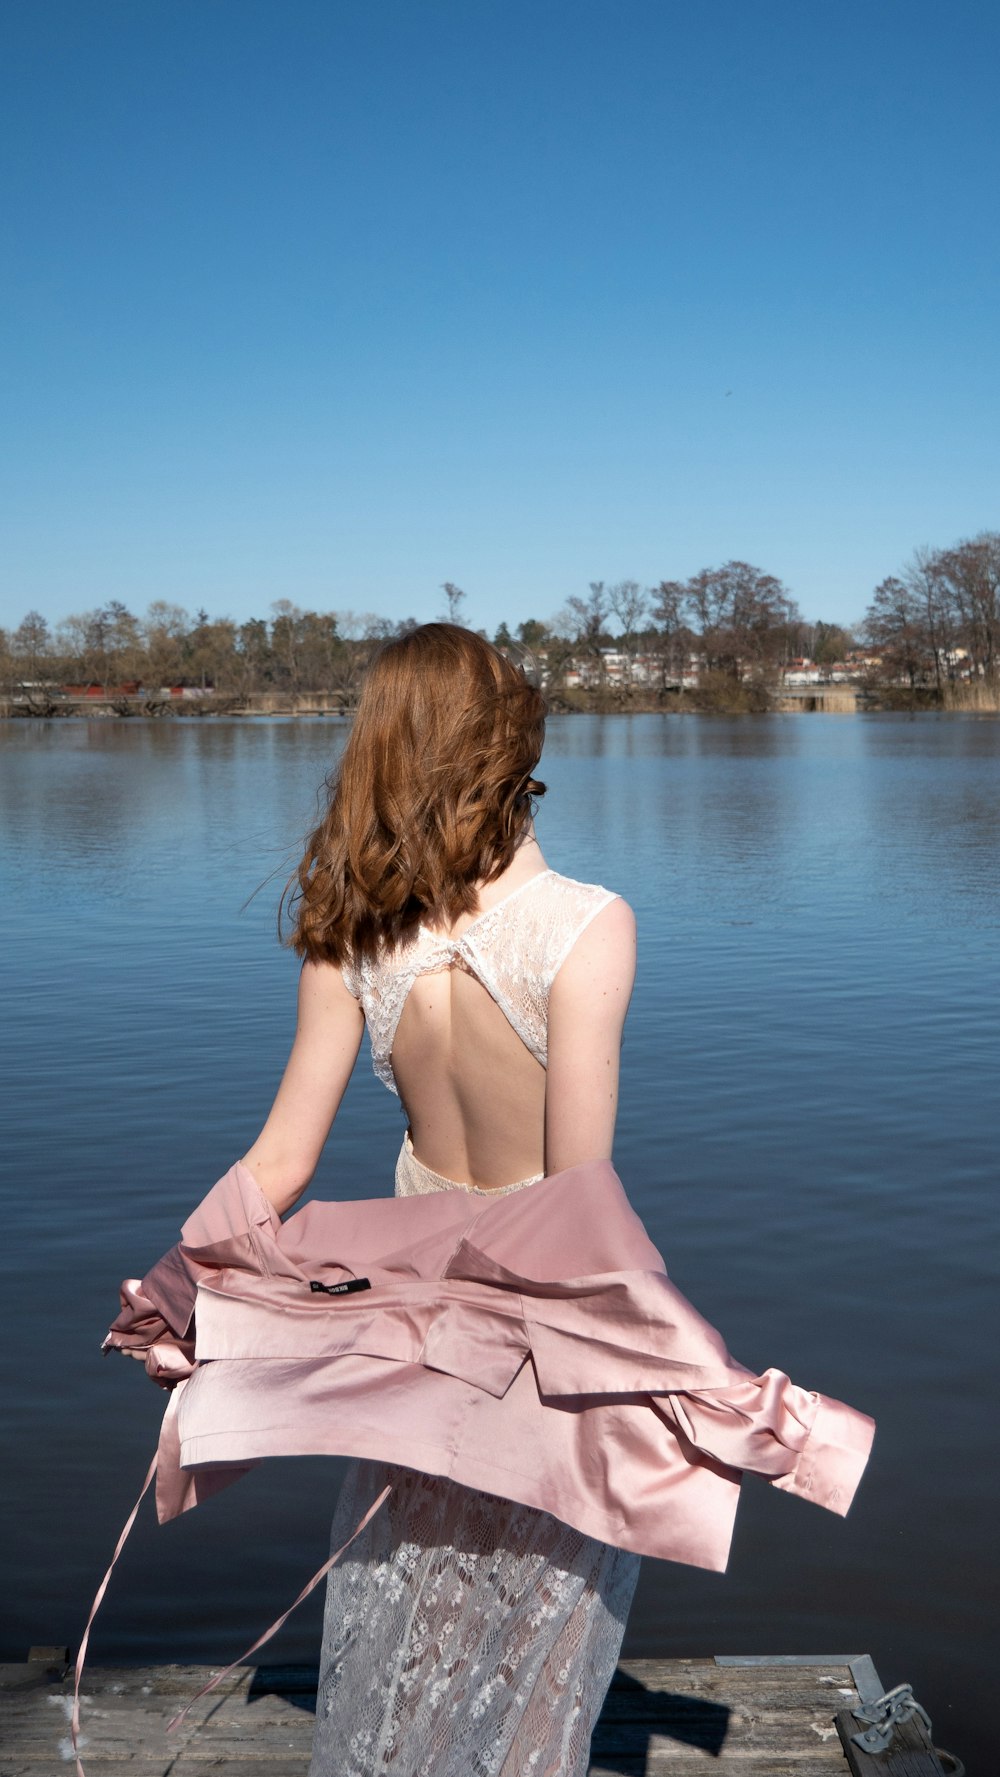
[544,897,637,1175]
[240,958,365,1214]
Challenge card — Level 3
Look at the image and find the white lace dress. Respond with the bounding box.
[309,873,642,1777]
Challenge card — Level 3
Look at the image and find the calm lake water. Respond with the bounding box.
[2,714,997,1768]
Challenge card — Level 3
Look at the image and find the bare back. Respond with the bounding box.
[343,844,637,1189]
[392,959,549,1186]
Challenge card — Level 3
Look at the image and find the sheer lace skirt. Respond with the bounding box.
[310,1140,640,1775]
[309,1460,640,1777]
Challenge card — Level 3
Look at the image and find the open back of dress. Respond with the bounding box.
[341,867,617,1090]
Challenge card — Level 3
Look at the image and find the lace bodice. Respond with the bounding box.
[341,868,617,1096]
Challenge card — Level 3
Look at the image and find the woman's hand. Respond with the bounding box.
[240,959,365,1214]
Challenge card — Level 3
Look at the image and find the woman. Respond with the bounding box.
[94,620,872,1777]
[242,621,641,1775]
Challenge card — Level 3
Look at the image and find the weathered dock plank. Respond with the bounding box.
[0,1654,879,1775]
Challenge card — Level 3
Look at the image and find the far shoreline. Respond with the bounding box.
[4,683,998,720]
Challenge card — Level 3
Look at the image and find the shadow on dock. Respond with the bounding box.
[244,1661,732,1761]
[597,1665,730,1761]
[16,1650,955,1772]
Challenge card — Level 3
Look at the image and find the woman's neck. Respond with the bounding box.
[475,831,547,907]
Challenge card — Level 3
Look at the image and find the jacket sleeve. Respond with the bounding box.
[102,1242,201,1388]
[101,1161,259,1385]
[655,1369,875,1516]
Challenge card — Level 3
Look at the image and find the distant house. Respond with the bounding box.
[783,662,823,685]
[62,681,143,697]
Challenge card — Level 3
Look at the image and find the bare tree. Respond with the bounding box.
[318,613,395,705]
[650,580,692,687]
[860,533,1000,696]
[933,532,1000,684]
[105,601,143,683]
[270,599,304,690]
[55,603,142,692]
[904,547,957,693]
[862,577,926,687]
[440,582,467,624]
[0,626,14,696]
[142,602,190,689]
[607,581,650,688]
[54,614,90,679]
[86,608,113,691]
[668,562,798,681]
[334,610,396,643]
[12,611,51,684]
[565,582,610,685]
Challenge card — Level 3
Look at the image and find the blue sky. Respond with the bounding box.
[2,0,998,637]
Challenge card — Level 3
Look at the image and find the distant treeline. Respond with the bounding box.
[861,533,1000,691]
[4,533,997,704]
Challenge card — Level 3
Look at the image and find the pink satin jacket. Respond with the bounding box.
[104,1158,874,1574]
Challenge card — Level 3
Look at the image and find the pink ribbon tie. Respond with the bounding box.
[71,1455,391,1774]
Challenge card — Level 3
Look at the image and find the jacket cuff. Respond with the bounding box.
[139,1241,201,1337]
[772,1391,875,1516]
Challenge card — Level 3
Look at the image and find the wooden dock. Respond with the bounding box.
[1,1650,958,1775]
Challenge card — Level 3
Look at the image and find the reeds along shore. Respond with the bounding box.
[3,681,1000,719]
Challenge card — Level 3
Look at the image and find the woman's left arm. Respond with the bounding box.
[240,959,365,1213]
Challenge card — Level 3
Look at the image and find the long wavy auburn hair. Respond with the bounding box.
[286,624,547,964]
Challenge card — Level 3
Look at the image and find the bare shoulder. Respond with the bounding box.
[546,894,636,1169]
[297,955,365,1023]
[551,893,637,1002]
